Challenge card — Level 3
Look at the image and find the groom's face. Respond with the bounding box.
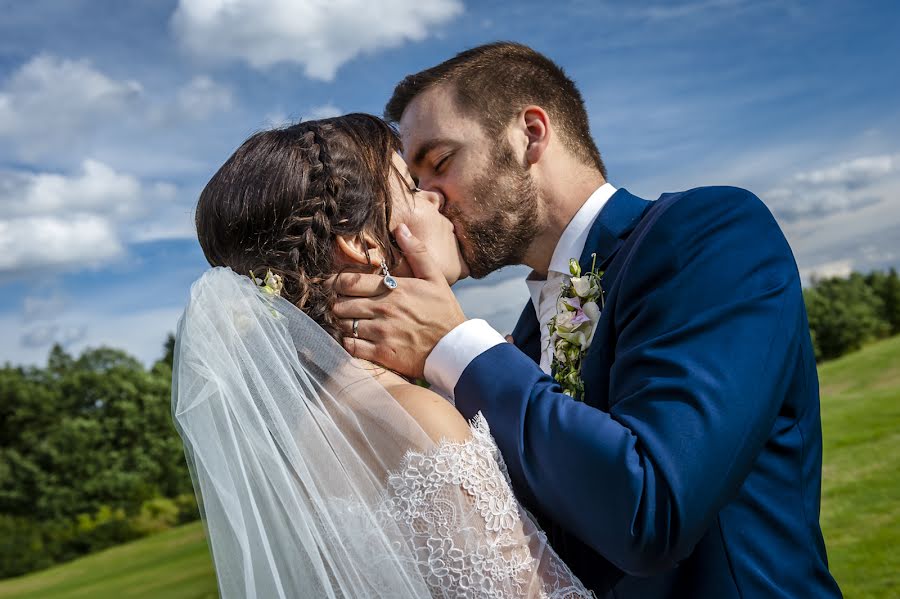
[399,86,539,279]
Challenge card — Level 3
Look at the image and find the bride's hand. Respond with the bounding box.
[332,224,466,379]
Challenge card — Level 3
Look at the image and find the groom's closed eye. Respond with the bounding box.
[433,153,452,174]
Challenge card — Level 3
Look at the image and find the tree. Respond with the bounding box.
[881,268,900,334]
[0,341,194,578]
[805,273,890,361]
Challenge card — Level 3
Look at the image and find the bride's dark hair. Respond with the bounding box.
[195,114,402,340]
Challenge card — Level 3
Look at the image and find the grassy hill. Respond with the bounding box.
[818,334,899,597]
[1,335,898,598]
[0,522,216,599]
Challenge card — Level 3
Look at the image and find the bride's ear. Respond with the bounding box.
[335,233,384,268]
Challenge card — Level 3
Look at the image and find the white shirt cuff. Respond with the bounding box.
[424,319,506,400]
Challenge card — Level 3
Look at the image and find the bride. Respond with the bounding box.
[172,113,593,598]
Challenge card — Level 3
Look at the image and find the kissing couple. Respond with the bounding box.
[172,42,841,598]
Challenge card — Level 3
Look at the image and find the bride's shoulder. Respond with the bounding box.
[383,381,472,445]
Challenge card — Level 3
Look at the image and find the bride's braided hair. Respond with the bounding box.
[196,114,403,340]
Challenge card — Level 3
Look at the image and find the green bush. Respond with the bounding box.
[0,338,195,579]
[174,493,201,525]
[804,270,895,361]
[0,515,54,578]
[132,497,180,535]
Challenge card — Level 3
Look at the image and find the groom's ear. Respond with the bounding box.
[335,233,384,268]
[520,106,550,166]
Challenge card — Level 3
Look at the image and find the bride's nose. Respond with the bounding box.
[420,188,445,212]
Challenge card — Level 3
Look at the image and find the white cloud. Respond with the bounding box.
[260,104,341,128]
[764,153,899,223]
[21,322,87,349]
[799,259,854,284]
[171,0,464,81]
[0,54,142,159]
[305,103,342,120]
[0,214,123,274]
[0,160,186,274]
[23,292,68,322]
[263,110,293,128]
[792,154,896,187]
[175,75,233,120]
[766,187,881,223]
[1,305,183,368]
[0,159,142,219]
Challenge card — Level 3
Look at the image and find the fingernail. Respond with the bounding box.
[397,224,412,239]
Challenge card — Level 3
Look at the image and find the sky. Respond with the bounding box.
[1,0,899,368]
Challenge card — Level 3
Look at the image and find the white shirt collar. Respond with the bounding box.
[526,182,617,311]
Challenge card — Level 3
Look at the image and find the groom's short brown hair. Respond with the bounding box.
[385,41,606,178]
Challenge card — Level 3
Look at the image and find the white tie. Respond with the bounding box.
[537,271,566,374]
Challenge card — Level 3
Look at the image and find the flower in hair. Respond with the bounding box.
[250,269,284,297]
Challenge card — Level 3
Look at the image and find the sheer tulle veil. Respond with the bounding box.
[172,267,592,598]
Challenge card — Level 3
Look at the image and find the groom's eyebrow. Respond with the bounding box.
[410,138,456,168]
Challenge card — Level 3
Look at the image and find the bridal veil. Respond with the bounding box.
[171,267,591,598]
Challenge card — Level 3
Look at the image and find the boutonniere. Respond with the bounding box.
[548,254,604,401]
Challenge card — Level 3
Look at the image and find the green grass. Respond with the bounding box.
[818,335,900,598]
[1,336,897,598]
[0,523,217,599]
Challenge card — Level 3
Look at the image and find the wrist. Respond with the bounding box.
[423,319,506,399]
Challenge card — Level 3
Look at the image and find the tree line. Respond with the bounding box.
[0,267,897,579]
[0,338,197,579]
[805,268,900,361]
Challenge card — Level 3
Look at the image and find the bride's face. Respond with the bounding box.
[388,152,469,284]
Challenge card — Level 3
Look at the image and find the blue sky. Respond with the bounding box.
[1,0,899,367]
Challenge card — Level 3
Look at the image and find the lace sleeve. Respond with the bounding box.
[384,412,595,599]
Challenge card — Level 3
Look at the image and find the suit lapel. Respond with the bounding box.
[578,188,653,406]
[511,189,652,369]
[512,301,541,363]
[578,188,653,275]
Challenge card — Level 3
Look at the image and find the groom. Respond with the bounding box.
[335,42,841,597]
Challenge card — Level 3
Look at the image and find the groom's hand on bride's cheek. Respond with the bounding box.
[332,224,467,379]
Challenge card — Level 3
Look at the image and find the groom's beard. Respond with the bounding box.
[451,139,540,279]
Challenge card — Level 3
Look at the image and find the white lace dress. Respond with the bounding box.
[382,412,595,599]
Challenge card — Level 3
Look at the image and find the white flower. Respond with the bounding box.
[571,276,598,298]
[557,327,591,350]
[263,270,284,296]
[582,301,601,345]
[554,339,569,364]
[555,310,578,333]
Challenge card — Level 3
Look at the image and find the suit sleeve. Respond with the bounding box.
[454,189,805,576]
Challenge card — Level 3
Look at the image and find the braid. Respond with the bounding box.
[271,123,345,337]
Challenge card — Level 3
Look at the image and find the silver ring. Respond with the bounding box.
[352,319,359,338]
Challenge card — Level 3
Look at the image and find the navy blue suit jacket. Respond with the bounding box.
[454,188,842,598]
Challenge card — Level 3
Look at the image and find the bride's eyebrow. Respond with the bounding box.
[390,163,417,191]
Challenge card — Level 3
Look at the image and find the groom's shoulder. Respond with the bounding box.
[654,185,767,214]
[646,185,779,237]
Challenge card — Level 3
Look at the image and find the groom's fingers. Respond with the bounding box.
[329,272,388,298]
[336,318,380,340]
[341,336,376,361]
[393,224,444,283]
[332,298,381,320]
[342,335,397,367]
